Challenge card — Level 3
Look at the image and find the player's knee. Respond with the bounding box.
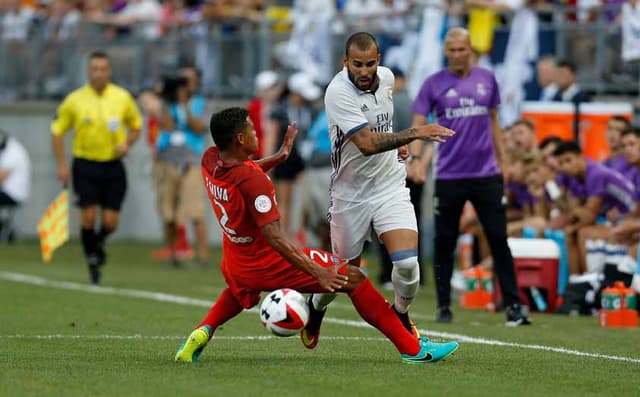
[392,255,419,281]
[344,265,366,289]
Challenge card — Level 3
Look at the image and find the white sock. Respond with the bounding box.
[604,243,628,273]
[391,256,420,313]
[618,255,637,275]
[585,239,606,274]
[311,293,336,312]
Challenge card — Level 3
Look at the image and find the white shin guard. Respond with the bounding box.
[391,256,420,313]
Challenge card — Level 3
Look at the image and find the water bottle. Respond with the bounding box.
[457,233,473,269]
[530,287,547,312]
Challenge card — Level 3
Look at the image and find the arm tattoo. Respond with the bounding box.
[369,127,418,153]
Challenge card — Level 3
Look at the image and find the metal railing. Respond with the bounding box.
[0,4,635,101]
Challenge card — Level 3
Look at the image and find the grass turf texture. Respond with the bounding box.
[1,241,640,397]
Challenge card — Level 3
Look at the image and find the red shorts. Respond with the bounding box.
[221,247,346,309]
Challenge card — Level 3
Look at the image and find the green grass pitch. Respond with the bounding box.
[1,241,639,397]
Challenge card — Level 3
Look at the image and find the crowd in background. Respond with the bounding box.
[0,0,638,101]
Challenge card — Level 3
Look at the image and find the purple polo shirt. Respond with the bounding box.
[507,182,536,210]
[603,154,630,174]
[619,163,640,201]
[558,159,636,214]
[412,66,501,180]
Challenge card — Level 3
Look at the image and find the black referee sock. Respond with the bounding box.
[81,227,98,265]
[97,226,115,246]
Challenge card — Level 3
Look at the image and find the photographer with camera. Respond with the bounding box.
[156,66,209,266]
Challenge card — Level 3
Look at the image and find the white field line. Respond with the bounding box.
[2,271,640,364]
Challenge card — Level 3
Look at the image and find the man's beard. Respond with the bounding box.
[348,69,378,91]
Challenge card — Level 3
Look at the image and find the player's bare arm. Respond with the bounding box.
[184,107,207,134]
[261,221,348,292]
[256,123,298,172]
[349,124,454,156]
[611,218,640,240]
[52,134,68,185]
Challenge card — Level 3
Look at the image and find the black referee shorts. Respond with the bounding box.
[72,158,127,210]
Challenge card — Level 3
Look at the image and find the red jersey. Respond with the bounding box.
[201,147,284,281]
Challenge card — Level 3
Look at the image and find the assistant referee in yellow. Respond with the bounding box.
[51,50,142,285]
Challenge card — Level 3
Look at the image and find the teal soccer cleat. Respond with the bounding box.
[401,336,459,364]
[174,325,212,362]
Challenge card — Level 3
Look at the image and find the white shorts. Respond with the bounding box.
[329,187,417,261]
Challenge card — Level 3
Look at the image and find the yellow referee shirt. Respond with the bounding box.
[51,83,142,162]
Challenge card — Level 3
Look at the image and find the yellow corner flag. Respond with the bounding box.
[37,189,70,263]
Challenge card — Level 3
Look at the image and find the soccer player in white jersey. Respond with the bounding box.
[300,32,456,349]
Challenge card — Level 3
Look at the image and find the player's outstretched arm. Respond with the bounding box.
[256,123,298,172]
[261,221,347,292]
[349,124,454,156]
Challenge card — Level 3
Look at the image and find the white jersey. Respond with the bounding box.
[0,137,30,203]
[325,66,406,202]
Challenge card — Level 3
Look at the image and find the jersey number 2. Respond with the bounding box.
[214,199,237,236]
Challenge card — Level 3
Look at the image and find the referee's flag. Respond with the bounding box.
[37,189,69,263]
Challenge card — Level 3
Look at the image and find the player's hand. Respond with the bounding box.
[610,219,640,241]
[417,124,455,143]
[115,142,129,158]
[406,159,427,184]
[398,145,410,160]
[276,122,298,162]
[56,162,69,185]
[316,263,348,292]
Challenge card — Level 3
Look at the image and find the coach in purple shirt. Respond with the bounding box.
[409,27,530,326]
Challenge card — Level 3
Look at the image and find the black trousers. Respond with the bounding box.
[433,175,520,309]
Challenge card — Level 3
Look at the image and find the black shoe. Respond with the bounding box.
[436,307,453,323]
[89,264,101,285]
[86,253,102,285]
[169,257,183,268]
[505,304,532,326]
[96,241,106,267]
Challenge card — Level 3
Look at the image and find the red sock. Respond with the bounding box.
[348,279,420,355]
[176,224,190,250]
[197,288,244,339]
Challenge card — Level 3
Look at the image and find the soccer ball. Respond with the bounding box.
[259,288,309,337]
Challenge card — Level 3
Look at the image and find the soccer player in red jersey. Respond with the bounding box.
[174,107,458,364]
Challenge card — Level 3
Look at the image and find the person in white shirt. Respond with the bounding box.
[0,130,30,241]
[299,32,455,349]
[0,130,30,207]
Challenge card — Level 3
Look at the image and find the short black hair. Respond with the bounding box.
[209,107,249,150]
[621,126,640,138]
[556,59,576,74]
[552,141,582,156]
[345,32,379,57]
[89,50,110,62]
[538,135,563,151]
